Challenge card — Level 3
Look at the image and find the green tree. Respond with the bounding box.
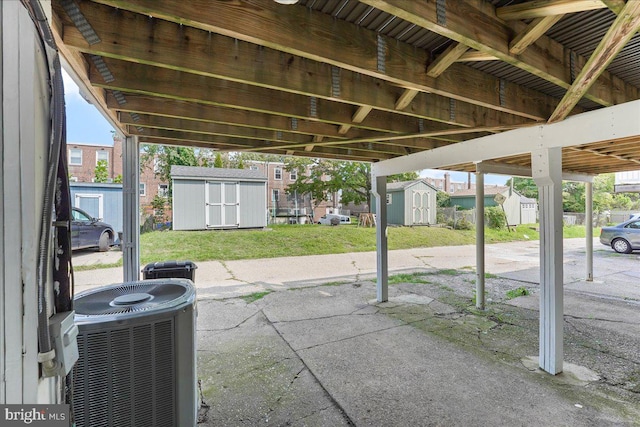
[505,177,538,199]
[436,191,450,207]
[94,159,108,183]
[214,152,224,168]
[562,181,585,212]
[140,144,199,196]
[285,160,421,213]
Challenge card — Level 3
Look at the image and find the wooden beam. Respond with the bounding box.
[372,99,640,177]
[427,43,469,78]
[57,2,509,131]
[497,0,607,21]
[456,51,499,62]
[247,125,519,152]
[119,113,314,144]
[510,15,564,55]
[51,12,125,135]
[91,57,455,135]
[105,93,366,140]
[549,1,640,122]
[339,105,374,135]
[394,89,420,110]
[92,0,561,120]
[360,0,635,108]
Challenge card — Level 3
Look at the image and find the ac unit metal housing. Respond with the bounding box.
[72,279,197,427]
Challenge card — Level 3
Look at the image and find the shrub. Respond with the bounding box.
[485,206,506,229]
[448,217,474,230]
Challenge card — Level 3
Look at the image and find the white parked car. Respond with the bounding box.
[317,214,351,225]
[629,213,640,220]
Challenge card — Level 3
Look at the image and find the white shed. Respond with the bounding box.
[171,166,267,230]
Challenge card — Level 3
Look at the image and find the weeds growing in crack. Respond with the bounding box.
[241,291,272,303]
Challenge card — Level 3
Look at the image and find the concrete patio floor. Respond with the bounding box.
[195,272,640,426]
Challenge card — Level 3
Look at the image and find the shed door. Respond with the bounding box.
[412,191,429,224]
[206,181,239,228]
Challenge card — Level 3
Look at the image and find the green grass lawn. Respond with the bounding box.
[137,223,598,265]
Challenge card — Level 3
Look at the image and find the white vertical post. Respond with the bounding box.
[475,173,485,310]
[532,147,564,375]
[585,181,593,281]
[122,135,140,282]
[372,174,388,302]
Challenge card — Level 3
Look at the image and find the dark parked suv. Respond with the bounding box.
[71,207,114,252]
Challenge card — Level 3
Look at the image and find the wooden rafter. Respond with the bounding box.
[496,0,609,21]
[509,15,564,55]
[57,1,534,130]
[92,0,564,120]
[427,42,469,78]
[360,0,637,108]
[549,0,640,122]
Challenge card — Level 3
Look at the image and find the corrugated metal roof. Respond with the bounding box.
[171,165,267,181]
[300,1,640,107]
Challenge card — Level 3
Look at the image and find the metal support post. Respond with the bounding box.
[475,173,485,310]
[373,174,388,302]
[122,135,140,282]
[585,181,593,281]
[532,147,564,375]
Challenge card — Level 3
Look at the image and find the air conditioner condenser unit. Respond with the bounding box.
[72,279,197,427]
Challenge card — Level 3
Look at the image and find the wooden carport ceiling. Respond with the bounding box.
[52,0,640,174]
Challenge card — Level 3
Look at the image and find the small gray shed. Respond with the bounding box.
[171,166,267,230]
[375,179,438,226]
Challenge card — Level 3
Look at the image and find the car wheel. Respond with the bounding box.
[98,232,111,252]
[612,238,632,254]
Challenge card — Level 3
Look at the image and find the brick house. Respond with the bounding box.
[67,135,169,217]
[245,160,339,223]
[423,172,473,194]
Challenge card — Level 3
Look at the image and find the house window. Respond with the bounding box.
[69,148,82,165]
[96,150,109,165]
[249,165,259,171]
[386,194,392,205]
[274,167,282,180]
[158,184,169,197]
[153,158,161,173]
[272,189,279,201]
[139,183,146,196]
[290,169,297,180]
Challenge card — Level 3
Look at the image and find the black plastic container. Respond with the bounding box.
[142,260,197,282]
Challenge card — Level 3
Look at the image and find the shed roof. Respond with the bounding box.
[387,179,438,192]
[171,165,267,181]
[450,186,509,197]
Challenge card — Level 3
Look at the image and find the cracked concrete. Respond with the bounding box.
[197,278,639,426]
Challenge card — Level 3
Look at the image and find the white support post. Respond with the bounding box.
[585,181,593,281]
[532,147,564,375]
[122,135,140,282]
[475,173,485,310]
[372,174,388,302]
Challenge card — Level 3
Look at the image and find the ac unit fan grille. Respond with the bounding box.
[73,319,176,427]
[74,282,189,316]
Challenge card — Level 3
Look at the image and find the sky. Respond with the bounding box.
[62,70,507,185]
